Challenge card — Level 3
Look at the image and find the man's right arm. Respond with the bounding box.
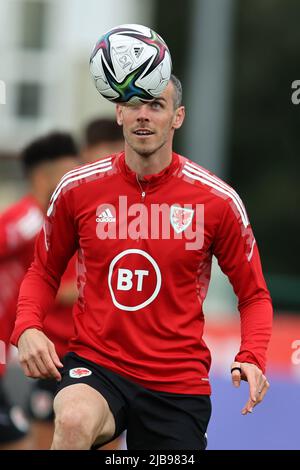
[18,328,63,380]
[11,188,78,378]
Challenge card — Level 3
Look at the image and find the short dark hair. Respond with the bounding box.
[170,74,183,109]
[85,118,123,147]
[22,132,78,175]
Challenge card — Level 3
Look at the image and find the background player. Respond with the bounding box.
[81,117,123,164]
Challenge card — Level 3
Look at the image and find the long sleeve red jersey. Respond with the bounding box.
[11,152,273,394]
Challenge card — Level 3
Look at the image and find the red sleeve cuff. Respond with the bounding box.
[10,323,43,347]
[235,350,265,374]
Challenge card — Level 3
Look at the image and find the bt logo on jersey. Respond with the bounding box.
[117,269,149,292]
[108,249,161,311]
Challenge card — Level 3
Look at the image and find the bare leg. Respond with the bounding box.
[51,383,115,450]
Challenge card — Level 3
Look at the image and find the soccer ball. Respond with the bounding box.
[89,24,172,105]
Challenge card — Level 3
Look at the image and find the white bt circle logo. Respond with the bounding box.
[108,249,161,311]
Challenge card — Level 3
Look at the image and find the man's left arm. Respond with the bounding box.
[212,199,273,414]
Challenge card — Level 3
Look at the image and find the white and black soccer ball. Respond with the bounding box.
[89,24,172,105]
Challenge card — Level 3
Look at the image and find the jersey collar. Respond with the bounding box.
[118,151,180,187]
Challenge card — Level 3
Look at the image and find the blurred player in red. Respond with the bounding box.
[81,117,125,450]
[81,117,123,164]
[0,132,78,449]
[12,76,272,450]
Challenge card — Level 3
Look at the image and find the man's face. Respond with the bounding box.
[116,81,185,158]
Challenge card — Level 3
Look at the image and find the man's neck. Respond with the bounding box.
[124,143,173,180]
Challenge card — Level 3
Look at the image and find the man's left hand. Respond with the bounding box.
[230,361,270,415]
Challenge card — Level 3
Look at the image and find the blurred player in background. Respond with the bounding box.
[81,117,123,164]
[0,132,78,449]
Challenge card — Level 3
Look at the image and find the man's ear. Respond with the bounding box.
[173,106,185,130]
[116,105,123,126]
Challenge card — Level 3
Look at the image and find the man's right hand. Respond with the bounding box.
[18,328,63,380]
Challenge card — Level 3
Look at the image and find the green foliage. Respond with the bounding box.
[229,0,300,279]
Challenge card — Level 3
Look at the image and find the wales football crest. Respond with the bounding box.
[170,205,194,234]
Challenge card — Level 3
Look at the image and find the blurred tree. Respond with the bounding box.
[153,0,195,154]
[229,0,300,284]
[154,0,300,310]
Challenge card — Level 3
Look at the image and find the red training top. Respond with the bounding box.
[11,153,273,394]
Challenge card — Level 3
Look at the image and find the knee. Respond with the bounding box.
[53,407,94,449]
[51,388,114,450]
[55,408,91,434]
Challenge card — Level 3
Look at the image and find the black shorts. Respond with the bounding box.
[0,379,29,444]
[27,378,56,422]
[56,352,212,450]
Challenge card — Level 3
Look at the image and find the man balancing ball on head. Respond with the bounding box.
[11,75,272,450]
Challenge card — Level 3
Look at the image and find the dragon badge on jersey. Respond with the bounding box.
[170,205,194,234]
[69,368,92,378]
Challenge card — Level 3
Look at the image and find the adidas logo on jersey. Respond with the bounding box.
[96,208,116,223]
